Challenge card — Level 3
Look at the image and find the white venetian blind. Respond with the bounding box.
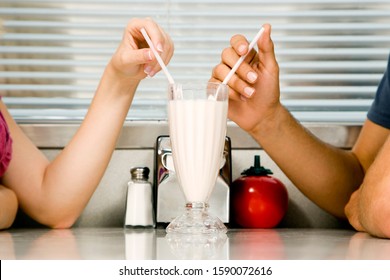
[0,0,389,123]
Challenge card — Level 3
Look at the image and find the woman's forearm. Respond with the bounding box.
[3,64,138,228]
[0,185,18,229]
[36,65,138,227]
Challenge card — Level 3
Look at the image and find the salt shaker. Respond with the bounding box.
[124,167,155,228]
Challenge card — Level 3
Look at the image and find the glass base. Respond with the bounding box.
[165,231,227,259]
[166,202,227,234]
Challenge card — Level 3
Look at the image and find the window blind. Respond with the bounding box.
[1,0,389,123]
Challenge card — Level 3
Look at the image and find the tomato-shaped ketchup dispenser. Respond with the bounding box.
[230,155,288,228]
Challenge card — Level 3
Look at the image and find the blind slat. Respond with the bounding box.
[2,8,390,17]
[5,21,390,31]
[0,72,383,83]
[2,47,389,58]
[2,0,390,3]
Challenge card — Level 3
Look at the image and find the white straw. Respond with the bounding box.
[222,27,265,85]
[140,28,175,85]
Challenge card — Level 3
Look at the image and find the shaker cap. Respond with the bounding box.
[130,167,150,180]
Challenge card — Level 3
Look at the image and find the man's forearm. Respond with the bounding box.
[250,105,364,218]
[359,134,390,238]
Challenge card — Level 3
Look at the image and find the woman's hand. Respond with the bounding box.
[109,17,174,82]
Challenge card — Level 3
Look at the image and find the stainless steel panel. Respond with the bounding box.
[154,135,231,224]
[19,121,362,149]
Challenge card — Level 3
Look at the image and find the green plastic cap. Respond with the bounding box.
[241,155,273,176]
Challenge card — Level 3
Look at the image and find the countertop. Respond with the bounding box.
[1,227,390,260]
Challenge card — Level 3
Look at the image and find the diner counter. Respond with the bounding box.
[1,227,389,260]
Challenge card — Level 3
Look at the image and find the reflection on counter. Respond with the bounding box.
[1,228,390,260]
[0,229,80,259]
[228,230,285,259]
[164,232,227,259]
[125,228,156,259]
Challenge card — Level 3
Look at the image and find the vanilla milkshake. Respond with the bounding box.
[169,98,228,203]
[166,82,228,234]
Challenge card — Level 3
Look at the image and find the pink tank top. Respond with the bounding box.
[0,109,13,177]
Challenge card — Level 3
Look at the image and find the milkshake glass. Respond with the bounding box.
[167,82,228,234]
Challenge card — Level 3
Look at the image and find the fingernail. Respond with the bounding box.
[238,44,246,54]
[247,72,258,83]
[145,50,153,61]
[244,87,255,97]
[144,66,152,75]
[156,43,163,52]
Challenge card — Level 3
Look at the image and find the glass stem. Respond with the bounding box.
[186,202,208,210]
